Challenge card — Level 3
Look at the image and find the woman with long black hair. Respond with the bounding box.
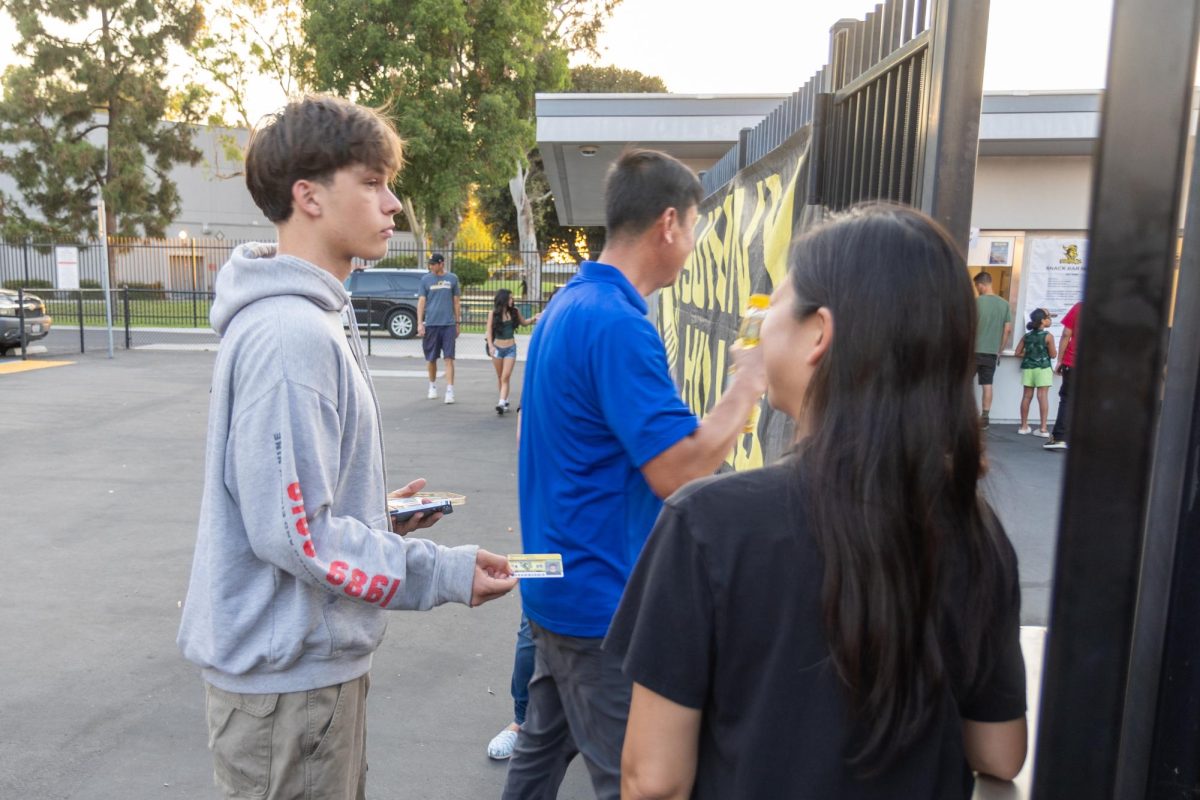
[485,288,536,414]
[606,204,1027,799]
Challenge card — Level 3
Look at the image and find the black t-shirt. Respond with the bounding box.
[605,461,1026,799]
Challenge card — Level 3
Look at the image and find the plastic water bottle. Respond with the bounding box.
[735,294,770,433]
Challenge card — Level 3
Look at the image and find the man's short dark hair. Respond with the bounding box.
[974,271,993,286]
[245,94,405,223]
[604,148,703,238]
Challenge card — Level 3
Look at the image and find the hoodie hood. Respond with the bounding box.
[211,243,350,335]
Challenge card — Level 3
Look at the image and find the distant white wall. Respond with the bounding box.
[971,156,1093,231]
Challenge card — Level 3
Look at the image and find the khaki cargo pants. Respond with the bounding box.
[205,674,369,800]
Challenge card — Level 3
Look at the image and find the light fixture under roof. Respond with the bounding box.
[578,145,599,157]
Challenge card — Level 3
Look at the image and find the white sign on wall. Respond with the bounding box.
[54,246,80,290]
[1024,237,1087,341]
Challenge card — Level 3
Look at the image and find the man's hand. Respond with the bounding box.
[455,323,461,339]
[471,549,517,606]
[728,340,767,396]
[388,478,443,536]
[417,322,426,337]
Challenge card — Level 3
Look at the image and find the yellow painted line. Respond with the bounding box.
[0,359,74,375]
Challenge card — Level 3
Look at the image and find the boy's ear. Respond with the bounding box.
[291,179,322,219]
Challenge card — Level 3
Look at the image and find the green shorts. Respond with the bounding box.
[1022,367,1054,388]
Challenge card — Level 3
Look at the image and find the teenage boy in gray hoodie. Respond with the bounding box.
[177,95,517,799]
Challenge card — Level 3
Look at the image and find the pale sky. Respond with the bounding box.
[581,0,1113,94]
[0,0,1115,121]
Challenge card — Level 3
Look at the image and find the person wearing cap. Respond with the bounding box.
[417,252,462,403]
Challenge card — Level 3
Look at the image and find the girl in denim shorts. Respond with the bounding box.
[486,288,539,414]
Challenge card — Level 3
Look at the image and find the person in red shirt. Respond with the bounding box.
[1044,302,1081,450]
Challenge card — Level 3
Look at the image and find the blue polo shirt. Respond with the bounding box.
[518,261,699,638]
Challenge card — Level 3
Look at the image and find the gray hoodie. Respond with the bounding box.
[177,244,477,694]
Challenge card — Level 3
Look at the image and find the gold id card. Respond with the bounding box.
[506,553,565,579]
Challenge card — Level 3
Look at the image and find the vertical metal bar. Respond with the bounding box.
[902,0,915,44]
[123,288,131,349]
[1032,0,1200,795]
[865,12,878,72]
[915,0,989,251]
[77,290,85,354]
[737,127,751,170]
[915,0,929,33]
[17,287,27,360]
[877,70,895,200]
[806,94,831,206]
[886,0,900,52]
[1126,99,1200,800]
[851,21,862,81]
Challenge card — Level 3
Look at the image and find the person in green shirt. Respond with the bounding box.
[973,272,1013,430]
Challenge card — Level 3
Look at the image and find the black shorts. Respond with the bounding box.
[422,325,457,361]
[975,353,998,385]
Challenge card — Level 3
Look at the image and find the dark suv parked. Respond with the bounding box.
[0,288,53,354]
[344,268,425,339]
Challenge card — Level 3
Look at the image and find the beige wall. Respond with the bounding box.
[971,156,1094,231]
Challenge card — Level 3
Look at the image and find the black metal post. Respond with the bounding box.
[366,297,373,357]
[122,288,131,349]
[77,290,85,354]
[806,94,831,206]
[17,287,27,360]
[1031,0,1200,796]
[736,128,751,171]
[191,239,199,328]
[916,0,990,252]
[21,235,30,285]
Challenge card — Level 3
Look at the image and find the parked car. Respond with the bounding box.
[0,288,52,355]
[343,268,425,339]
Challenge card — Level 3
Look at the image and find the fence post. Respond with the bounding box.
[21,235,31,285]
[366,297,372,356]
[191,238,199,328]
[17,288,27,360]
[123,288,131,349]
[77,289,85,354]
[916,0,991,252]
[736,128,752,170]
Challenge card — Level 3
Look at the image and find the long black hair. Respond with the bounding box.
[491,288,526,338]
[790,204,1013,773]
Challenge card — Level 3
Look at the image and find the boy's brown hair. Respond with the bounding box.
[245,94,405,222]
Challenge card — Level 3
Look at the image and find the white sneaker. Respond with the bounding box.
[1017,426,1032,435]
[487,727,519,760]
[427,384,438,400]
[444,387,455,404]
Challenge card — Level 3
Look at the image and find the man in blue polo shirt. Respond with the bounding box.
[502,149,767,799]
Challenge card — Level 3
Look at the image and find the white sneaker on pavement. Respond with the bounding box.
[427,384,438,400]
[444,387,455,404]
[487,727,519,760]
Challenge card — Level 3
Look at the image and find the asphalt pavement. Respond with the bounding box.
[0,346,1060,799]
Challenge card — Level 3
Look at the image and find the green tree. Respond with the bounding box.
[569,64,666,93]
[189,0,312,176]
[302,0,568,252]
[0,0,207,251]
[481,65,668,265]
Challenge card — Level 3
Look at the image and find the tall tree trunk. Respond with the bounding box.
[509,161,540,299]
[400,196,426,257]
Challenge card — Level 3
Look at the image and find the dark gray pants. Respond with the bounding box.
[501,621,632,800]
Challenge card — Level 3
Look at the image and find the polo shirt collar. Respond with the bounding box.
[579,261,647,315]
